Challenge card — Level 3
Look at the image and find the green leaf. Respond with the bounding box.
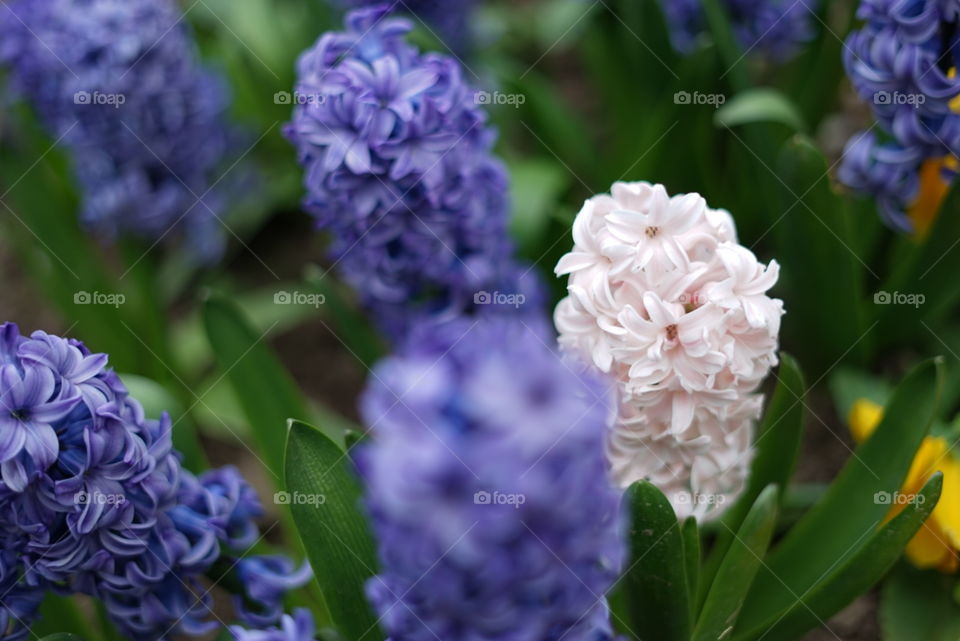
[31,594,95,641]
[773,136,869,374]
[38,635,84,641]
[285,420,380,641]
[507,159,570,255]
[620,481,691,641]
[738,473,943,641]
[693,485,778,641]
[737,359,942,631]
[701,355,805,600]
[828,367,892,421]
[881,564,960,641]
[715,88,805,132]
[681,516,701,621]
[203,295,313,480]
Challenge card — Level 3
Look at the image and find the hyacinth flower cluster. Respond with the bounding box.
[554,182,783,521]
[839,0,960,233]
[285,6,541,340]
[661,0,817,60]
[335,0,475,50]
[358,318,625,641]
[0,0,236,260]
[0,323,311,641]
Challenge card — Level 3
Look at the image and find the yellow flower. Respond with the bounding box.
[848,399,960,572]
[907,156,958,238]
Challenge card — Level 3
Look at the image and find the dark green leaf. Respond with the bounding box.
[203,295,312,480]
[285,420,381,641]
[737,359,942,631]
[620,481,690,641]
[881,564,960,641]
[681,516,701,621]
[693,485,778,641]
[738,474,943,641]
[714,88,805,132]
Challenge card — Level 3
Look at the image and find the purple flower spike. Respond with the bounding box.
[358,317,625,641]
[0,323,310,639]
[286,7,543,340]
[0,0,237,260]
[839,0,960,230]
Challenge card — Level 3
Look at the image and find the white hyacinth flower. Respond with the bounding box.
[554,181,783,521]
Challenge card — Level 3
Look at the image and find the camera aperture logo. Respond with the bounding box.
[474,490,526,508]
[74,491,126,506]
[475,90,525,107]
[274,491,326,506]
[674,90,726,108]
[874,491,925,506]
[274,90,326,105]
[73,90,125,108]
[74,291,126,308]
[874,290,924,308]
[274,290,326,308]
[473,291,525,309]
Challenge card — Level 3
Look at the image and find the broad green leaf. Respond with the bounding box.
[715,88,805,132]
[881,564,960,641]
[619,481,690,641]
[738,473,943,641]
[702,355,805,598]
[693,485,778,641]
[737,359,942,630]
[773,137,869,374]
[203,295,312,479]
[681,516,701,621]
[285,420,380,641]
[828,368,891,421]
[31,594,94,641]
[508,159,570,255]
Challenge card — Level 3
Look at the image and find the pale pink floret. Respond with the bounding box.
[554,181,783,521]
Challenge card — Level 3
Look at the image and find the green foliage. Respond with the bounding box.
[285,420,381,641]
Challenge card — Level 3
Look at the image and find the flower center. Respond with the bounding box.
[665,324,678,341]
[9,409,27,421]
[645,226,660,239]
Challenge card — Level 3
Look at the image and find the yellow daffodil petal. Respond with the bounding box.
[905,517,958,573]
[848,398,883,443]
[908,158,954,238]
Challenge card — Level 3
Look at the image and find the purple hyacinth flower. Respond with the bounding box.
[286,6,544,341]
[358,317,625,641]
[335,0,476,51]
[233,556,314,627]
[840,0,960,229]
[229,608,318,641]
[0,322,310,638]
[662,0,818,60]
[0,0,237,260]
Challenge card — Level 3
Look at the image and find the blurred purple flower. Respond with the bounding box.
[334,0,475,51]
[840,0,960,229]
[662,0,817,60]
[285,7,542,340]
[0,0,237,260]
[233,556,314,627]
[358,317,625,641]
